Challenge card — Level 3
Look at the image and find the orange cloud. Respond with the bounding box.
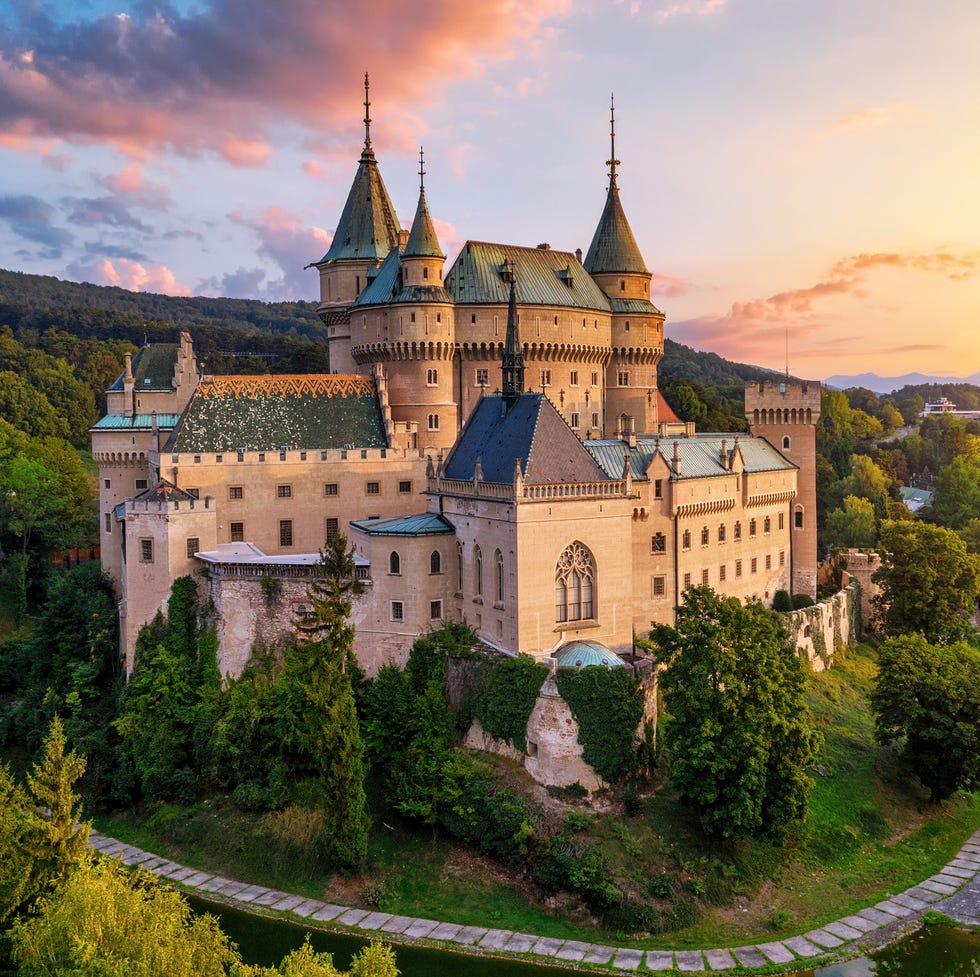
[832,104,912,134]
[94,258,192,296]
[0,1,569,163]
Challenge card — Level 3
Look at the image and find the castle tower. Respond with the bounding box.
[352,149,457,454]
[312,73,402,375]
[584,98,665,435]
[745,379,822,598]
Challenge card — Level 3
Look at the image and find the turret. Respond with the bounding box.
[585,98,665,434]
[312,74,402,374]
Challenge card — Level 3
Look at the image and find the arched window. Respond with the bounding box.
[555,541,595,623]
[495,549,504,603]
[456,542,463,593]
[782,435,791,450]
[430,550,441,574]
[389,551,401,575]
[474,545,483,596]
[795,506,804,529]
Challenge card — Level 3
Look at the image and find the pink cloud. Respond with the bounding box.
[94,258,192,296]
[0,1,569,163]
[652,270,694,297]
[652,0,727,22]
[302,159,326,180]
[831,104,913,134]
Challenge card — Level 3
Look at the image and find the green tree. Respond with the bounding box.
[651,587,821,838]
[873,520,980,643]
[930,456,980,530]
[872,634,980,801]
[825,495,877,549]
[25,716,90,894]
[0,763,34,926]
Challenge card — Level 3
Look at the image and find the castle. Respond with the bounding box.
[92,81,820,691]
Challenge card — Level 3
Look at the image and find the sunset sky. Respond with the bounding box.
[2,0,979,381]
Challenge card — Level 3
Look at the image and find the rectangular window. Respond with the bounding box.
[300,451,307,461]
[592,412,600,429]
[779,512,785,530]
[135,478,148,491]
[186,537,199,559]
[104,478,111,489]
[780,550,785,566]
[617,371,630,386]
[216,453,223,463]
[398,480,412,494]
[719,564,727,582]
[476,368,489,386]
[139,538,153,563]
[682,530,691,551]
[751,557,758,574]
[229,486,244,499]
[366,482,380,495]
[651,533,666,553]
[277,484,292,498]
[279,520,293,547]
[230,522,244,542]
[702,569,709,586]
[193,454,201,464]
[653,576,666,596]
[237,451,245,462]
[735,559,743,578]
[258,452,265,462]
[766,554,772,570]
[324,483,338,496]
[325,517,339,541]
[279,450,286,461]
[591,371,598,386]
[391,601,404,622]
[570,371,579,386]
[570,412,580,429]
[654,479,663,499]
[540,369,551,387]
[430,600,443,621]
[104,513,112,533]
[683,572,692,590]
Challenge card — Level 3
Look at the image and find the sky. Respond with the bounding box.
[2,0,979,382]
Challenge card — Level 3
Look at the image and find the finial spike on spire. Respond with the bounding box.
[363,71,372,149]
[606,93,620,189]
[418,145,425,192]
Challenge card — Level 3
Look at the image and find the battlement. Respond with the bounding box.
[745,379,821,425]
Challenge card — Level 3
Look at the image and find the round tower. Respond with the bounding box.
[311,74,402,375]
[745,379,822,598]
[584,99,665,435]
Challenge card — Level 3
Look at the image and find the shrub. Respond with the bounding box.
[772,589,793,612]
[792,593,815,609]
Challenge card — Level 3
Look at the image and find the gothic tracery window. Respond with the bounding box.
[555,541,595,623]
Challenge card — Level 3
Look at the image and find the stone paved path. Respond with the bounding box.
[88,829,980,972]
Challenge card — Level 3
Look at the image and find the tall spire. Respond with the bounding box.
[607,93,619,190]
[363,71,372,153]
[403,144,444,259]
[501,265,524,401]
[584,96,649,276]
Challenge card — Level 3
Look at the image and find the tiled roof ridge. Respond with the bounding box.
[196,374,376,401]
[463,240,579,260]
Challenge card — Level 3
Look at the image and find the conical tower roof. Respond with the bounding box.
[318,74,401,264]
[583,98,649,276]
[403,148,444,259]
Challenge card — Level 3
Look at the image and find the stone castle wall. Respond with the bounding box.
[785,581,862,671]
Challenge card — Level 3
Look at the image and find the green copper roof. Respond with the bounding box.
[353,248,453,307]
[167,375,387,452]
[554,640,624,669]
[609,297,663,316]
[403,188,444,259]
[350,513,455,536]
[317,147,401,264]
[447,242,610,310]
[583,184,649,276]
[107,344,178,392]
[91,413,182,431]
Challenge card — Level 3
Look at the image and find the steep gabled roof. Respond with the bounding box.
[133,479,197,503]
[107,344,178,392]
[443,392,608,485]
[446,242,611,311]
[167,375,387,452]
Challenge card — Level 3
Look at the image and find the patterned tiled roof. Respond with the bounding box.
[167,374,387,452]
[444,393,608,485]
[107,344,178,392]
[583,184,649,276]
[350,513,455,536]
[446,243,611,311]
[584,435,796,481]
[134,479,198,503]
[317,148,401,264]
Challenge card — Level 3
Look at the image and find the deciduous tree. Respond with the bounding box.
[651,587,821,838]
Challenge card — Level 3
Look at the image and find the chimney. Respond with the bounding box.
[575,247,583,263]
[672,441,682,475]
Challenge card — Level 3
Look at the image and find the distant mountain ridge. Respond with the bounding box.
[826,371,980,394]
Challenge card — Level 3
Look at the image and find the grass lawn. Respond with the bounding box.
[94,644,979,947]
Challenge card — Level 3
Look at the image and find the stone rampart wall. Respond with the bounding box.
[784,581,861,670]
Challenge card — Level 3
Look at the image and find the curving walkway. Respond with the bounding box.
[88,829,980,972]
